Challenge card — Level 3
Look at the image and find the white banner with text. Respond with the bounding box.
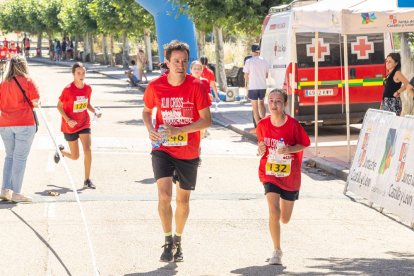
[347,109,414,223]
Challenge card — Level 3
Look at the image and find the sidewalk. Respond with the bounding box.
[30,56,352,181]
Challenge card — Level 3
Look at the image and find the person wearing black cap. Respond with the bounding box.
[243,44,269,131]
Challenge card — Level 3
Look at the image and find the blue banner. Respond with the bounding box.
[398,0,414,7]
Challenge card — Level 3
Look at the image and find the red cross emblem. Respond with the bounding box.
[351,36,374,60]
[306,38,330,62]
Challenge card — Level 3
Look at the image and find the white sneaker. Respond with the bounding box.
[0,189,13,201]
[11,193,32,203]
[268,249,283,265]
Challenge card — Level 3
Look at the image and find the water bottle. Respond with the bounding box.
[151,124,166,148]
[276,138,285,152]
[93,107,102,122]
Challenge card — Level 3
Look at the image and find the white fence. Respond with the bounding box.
[345,109,414,228]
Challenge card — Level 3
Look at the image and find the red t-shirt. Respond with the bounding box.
[0,46,8,59]
[0,76,39,127]
[59,82,92,133]
[200,77,212,103]
[201,67,215,83]
[144,74,211,159]
[256,115,310,191]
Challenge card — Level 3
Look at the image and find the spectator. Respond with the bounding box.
[62,38,67,60]
[3,37,8,48]
[136,49,148,83]
[55,40,62,62]
[243,44,269,129]
[199,56,219,102]
[381,52,412,116]
[0,55,40,203]
[124,60,141,86]
[22,35,30,58]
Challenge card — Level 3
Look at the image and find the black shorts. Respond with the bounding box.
[248,89,266,100]
[151,150,200,191]
[63,128,91,142]
[263,182,299,201]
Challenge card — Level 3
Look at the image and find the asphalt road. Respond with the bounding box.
[0,63,412,275]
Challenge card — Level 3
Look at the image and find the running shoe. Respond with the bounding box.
[173,241,183,262]
[84,179,96,189]
[160,242,174,262]
[268,249,283,265]
[54,145,65,164]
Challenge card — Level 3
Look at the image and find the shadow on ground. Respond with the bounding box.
[231,264,285,275]
[125,262,178,276]
[287,254,414,275]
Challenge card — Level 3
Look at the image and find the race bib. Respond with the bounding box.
[73,98,88,113]
[265,159,291,177]
[163,133,188,146]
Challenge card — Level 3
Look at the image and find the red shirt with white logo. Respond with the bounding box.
[144,74,211,160]
[0,76,39,127]
[256,115,310,191]
[59,82,92,133]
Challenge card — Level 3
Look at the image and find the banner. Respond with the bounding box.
[347,109,414,223]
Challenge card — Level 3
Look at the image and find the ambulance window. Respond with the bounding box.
[296,33,342,68]
[347,34,384,66]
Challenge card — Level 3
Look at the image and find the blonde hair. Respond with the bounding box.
[4,55,29,82]
[190,60,203,70]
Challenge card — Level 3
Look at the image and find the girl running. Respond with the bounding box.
[55,62,101,189]
[256,89,310,265]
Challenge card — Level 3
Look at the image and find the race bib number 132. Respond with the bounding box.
[265,160,291,177]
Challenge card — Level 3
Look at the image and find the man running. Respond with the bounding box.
[142,40,211,262]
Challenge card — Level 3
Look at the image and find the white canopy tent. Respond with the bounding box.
[290,0,414,161]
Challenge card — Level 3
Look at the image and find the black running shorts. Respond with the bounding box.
[151,150,200,191]
[63,128,91,142]
[263,182,299,201]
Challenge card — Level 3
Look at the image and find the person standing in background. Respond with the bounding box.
[137,49,148,83]
[0,56,40,203]
[199,56,220,102]
[244,44,269,130]
[381,53,412,116]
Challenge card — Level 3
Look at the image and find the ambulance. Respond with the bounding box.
[260,0,392,124]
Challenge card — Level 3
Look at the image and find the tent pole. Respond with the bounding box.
[343,35,351,163]
[291,31,296,118]
[314,32,319,156]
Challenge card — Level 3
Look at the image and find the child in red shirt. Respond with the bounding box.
[55,62,101,189]
[256,89,310,265]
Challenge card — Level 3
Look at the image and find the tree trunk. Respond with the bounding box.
[122,31,129,69]
[401,32,414,78]
[89,34,95,63]
[102,34,108,65]
[144,28,153,71]
[82,33,88,62]
[213,26,227,92]
[37,33,42,57]
[74,35,79,61]
[110,35,115,66]
[196,29,205,57]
